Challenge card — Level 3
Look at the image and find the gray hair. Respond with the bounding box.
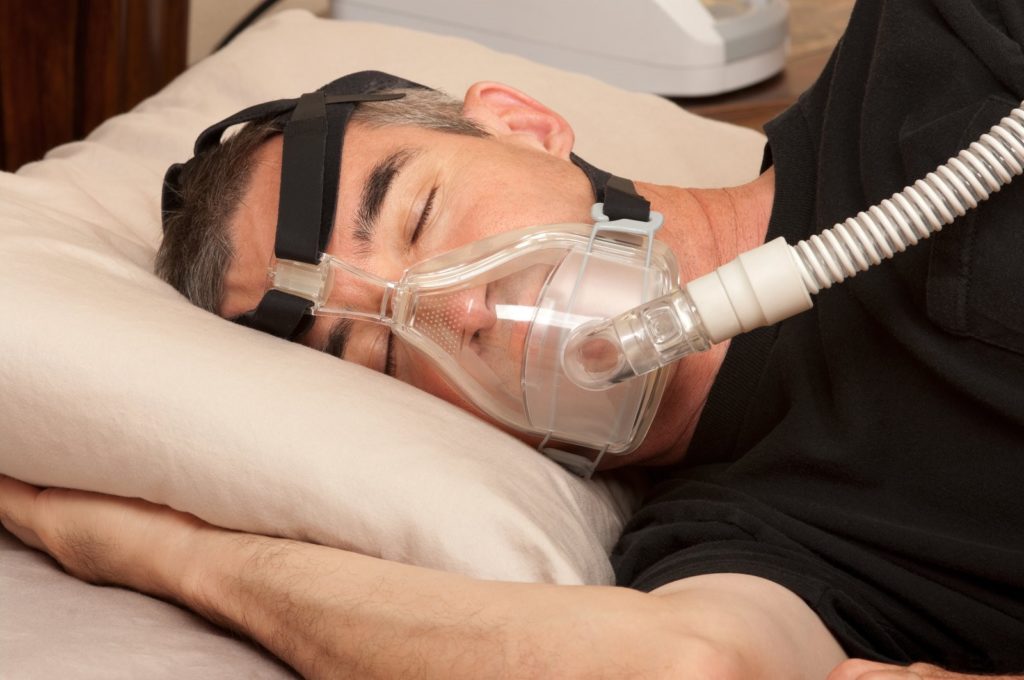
[155,88,486,314]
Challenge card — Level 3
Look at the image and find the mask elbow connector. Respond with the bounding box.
[562,287,712,389]
[563,237,814,389]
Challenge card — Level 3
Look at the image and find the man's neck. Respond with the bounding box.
[638,168,775,279]
[610,170,775,468]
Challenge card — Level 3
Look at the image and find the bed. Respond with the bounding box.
[0,11,765,677]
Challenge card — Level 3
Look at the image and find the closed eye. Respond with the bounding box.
[411,187,437,245]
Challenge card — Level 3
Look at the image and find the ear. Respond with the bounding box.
[462,82,575,159]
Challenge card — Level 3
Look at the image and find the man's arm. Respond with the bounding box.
[0,475,846,679]
[177,531,733,679]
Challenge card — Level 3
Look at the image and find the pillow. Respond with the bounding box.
[0,11,764,584]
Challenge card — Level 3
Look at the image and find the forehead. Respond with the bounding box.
[220,123,457,320]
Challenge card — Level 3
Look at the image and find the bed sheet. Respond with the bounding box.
[0,528,295,679]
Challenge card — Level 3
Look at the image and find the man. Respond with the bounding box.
[2,0,1023,677]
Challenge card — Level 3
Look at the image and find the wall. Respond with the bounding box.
[188,0,330,65]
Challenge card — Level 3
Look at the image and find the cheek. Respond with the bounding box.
[393,342,525,436]
[393,343,467,408]
[392,342,549,450]
[442,157,592,246]
[439,194,587,254]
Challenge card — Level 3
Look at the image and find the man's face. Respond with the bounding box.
[221,118,594,422]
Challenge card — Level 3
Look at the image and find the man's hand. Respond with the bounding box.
[0,474,209,601]
[830,659,1023,680]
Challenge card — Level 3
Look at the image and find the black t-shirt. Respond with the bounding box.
[612,0,1024,672]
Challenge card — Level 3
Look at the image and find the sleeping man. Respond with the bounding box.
[1,0,1023,677]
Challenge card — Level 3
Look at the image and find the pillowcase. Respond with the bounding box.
[0,11,764,584]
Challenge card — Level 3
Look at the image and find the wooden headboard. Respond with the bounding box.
[0,0,188,172]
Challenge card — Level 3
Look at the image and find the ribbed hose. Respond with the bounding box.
[793,103,1024,293]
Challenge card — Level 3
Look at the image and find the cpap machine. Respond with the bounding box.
[330,0,789,96]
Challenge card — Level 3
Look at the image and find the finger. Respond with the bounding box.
[829,659,885,680]
[0,517,46,551]
[0,474,43,531]
[829,659,922,680]
[0,475,48,552]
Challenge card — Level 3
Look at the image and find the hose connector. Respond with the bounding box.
[563,237,812,389]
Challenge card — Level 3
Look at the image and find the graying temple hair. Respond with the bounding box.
[156,88,486,314]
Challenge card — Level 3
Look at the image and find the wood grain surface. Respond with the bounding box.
[0,0,188,171]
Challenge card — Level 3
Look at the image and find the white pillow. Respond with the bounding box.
[0,11,764,584]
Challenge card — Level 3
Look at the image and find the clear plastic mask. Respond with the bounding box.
[268,214,679,473]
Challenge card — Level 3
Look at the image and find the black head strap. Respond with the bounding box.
[276,91,328,263]
[570,152,650,221]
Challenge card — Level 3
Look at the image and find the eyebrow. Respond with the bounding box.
[352,147,417,249]
[323,318,354,358]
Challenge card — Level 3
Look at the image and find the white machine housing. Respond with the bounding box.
[330,0,789,96]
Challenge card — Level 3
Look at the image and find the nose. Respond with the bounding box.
[464,286,499,338]
[412,286,497,357]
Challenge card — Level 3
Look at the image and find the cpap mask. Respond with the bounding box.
[270,206,675,474]
[162,71,677,476]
